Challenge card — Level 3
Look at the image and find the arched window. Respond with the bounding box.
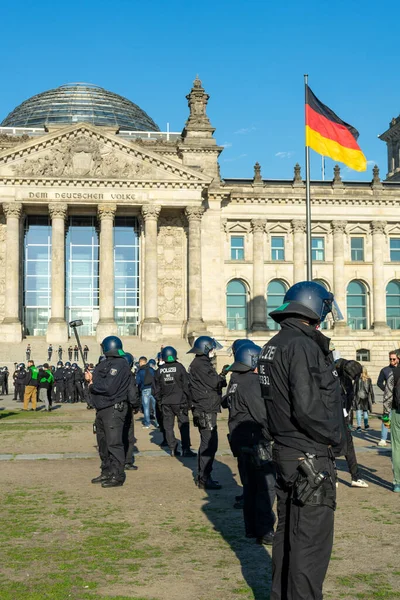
[356,348,370,362]
[386,280,400,329]
[226,280,247,331]
[313,279,329,329]
[267,279,288,330]
[347,280,367,330]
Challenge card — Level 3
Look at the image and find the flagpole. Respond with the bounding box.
[304,74,312,281]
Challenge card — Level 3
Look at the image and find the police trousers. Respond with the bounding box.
[123,405,136,464]
[271,444,336,600]
[162,404,191,451]
[197,412,218,483]
[95,403,128,481]
[240,452,276,538]
[54,382,65,403]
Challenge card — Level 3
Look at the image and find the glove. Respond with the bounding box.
[221,364,231,376]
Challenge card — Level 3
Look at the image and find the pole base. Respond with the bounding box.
[0,317,23,343]
[140,318,162,342]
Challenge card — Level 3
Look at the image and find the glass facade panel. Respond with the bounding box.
[312,237,325,261]
[267,280,287,330]
[386,280,400,329]
[66,217,99,336]
[351,237,364,261]
[23,216,51,335]
[390,238,400,262]
[226,280,247,330]
[114,217,140,336]
[231,236,244,260]
[271,236,285,261]
[347,280,367,330]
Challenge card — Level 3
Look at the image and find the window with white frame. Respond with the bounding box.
[271,236,285,261]
[312,237,325,261]
[231,236,245,260]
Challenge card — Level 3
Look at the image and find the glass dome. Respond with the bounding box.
[1,83,160,131]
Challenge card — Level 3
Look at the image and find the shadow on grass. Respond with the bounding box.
[177,453,272,599]
[336,458,393,490]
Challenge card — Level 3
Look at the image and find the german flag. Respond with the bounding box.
[305,85,367,172]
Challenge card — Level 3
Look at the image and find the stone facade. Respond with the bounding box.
[1,77,400,378]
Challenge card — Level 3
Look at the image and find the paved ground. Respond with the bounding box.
[0,396,398,600]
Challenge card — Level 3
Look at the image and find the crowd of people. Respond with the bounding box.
[1,279,399,600]
[24,343,90,363]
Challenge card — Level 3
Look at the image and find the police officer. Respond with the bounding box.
[225,342,276,545]
[2,366,9,395]
[72,363,85,403]
[88,336,132,488]
[258,281,345,600]
[53,361,65,404]
[64,362,75,403]
[14,363,27,402]
[153,346,196,458]
[188,336,226,489]
[123,352,140,471]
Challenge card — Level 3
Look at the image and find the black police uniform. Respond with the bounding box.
[259,318,343,600]
[64,368,75,403]
[2,368,9,395]
[225,369,276,541]
[123,373,140,466]
[153,360,192,454]
[54,367,66,403]
[73,366,85,402]
[90,353,131,484]
[189,354,226,484]
[15,368,27,402]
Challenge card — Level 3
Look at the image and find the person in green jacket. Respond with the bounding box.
[38,363,54,412]
[23,360,39,411]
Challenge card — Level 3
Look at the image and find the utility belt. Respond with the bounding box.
[240,440,273,469]
[293,452,336,510]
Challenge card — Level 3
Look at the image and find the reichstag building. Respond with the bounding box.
[1,78,400,373]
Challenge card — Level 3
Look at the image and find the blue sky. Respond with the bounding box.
[1,0,398,181]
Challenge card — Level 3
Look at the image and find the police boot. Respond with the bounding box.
[256,532,274,546]
[124,463,138,471]
[101,476,125,488]
[171,444,181,457]
[91,473,110,484]
[181,448,196,458]
[197,478,222,491]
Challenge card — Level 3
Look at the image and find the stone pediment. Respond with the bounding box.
[0,123,211,185]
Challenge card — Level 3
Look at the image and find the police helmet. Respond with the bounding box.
[18,363,25,369]
[65,361,71,368]
[229,343,262,372]
[229,338,256,358]
[57,361,63,367]
[161,346,177,363]
[123,352,134,368]
[187,336,223,355]
[71,362,78,369]
[270,281,343,325]
[148,359,157,368]
[101,335,123,355]
[37,365,43,370]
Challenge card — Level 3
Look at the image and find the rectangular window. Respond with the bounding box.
[231,236,244,260]
[390,238,400,262]
[312,237,325,261]
[351,237,364,261]
[271,236,285,261]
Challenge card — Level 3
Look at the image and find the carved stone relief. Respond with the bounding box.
[10,137,158,179]
[157,216,185,321]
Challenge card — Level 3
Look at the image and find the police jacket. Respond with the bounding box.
[64,368,74,386]
[377,365,394,392]
[15,369,27,384]
[54,367,65,384]
[24,366,39,387]
[225,369,271,456]
[188,354,226,413]
[152,361,190,406]
[38,368,54,389]
[90,353,131,411]
[127,373,140,410]
[73,367,84,384]
[258,318,344,456]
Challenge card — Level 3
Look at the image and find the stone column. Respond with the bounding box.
[292,219,306,283]
[251,219,267,331]
[47,203,68,343]
[332,220,348,331]
[141,205,162,341]
[0,203,23,342]
[185,206,206,334]
[96,204,118,342]
[371,221,390,332]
